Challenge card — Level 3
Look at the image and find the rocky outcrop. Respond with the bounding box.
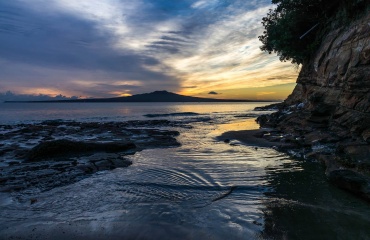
[0,120,184,194]
[285,13,370,139]
[27,140,136,161]
[257,12,370,200]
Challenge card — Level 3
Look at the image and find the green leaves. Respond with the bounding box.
[258,0,350,65]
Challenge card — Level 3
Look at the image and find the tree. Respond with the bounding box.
[258,0,365,65]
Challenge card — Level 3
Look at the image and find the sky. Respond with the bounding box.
[0,0,299,101]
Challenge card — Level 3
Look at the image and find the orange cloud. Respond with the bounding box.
[256,91,276,96]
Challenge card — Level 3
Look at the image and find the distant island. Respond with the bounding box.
[4,90,274,103]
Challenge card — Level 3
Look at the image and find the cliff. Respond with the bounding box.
[257,11,370,200]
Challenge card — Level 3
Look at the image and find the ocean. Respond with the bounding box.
[0,102,369,239]
[0,102,266,124]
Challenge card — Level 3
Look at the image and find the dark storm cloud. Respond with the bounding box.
[208,91,218,95]
[95,84,141,90]
[0,91,78,102]
[0,1,180,96]
[0,1,169,76]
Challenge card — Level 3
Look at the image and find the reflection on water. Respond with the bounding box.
[211,118,260,136]
[0,103,369,239]
[261,160,370,240]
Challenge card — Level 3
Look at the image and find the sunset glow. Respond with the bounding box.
[0,0,298,101]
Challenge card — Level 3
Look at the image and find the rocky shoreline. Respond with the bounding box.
[249,11,370,202]
[0,120,186,198]
[254,103,370,202]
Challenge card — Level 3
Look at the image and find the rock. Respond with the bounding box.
[362,129,370,142]
[342,144,370,171]
[113,158,132,168]
[27,140,136,161]
[297,102,305,109]
[311,103,336,117]
[254,103,283,111]
[93,160,115,171]
[0,120,184,194]
[342,144,370,161]
[256,12,370,201]
[328,170,370,201]
[76,164,95,174]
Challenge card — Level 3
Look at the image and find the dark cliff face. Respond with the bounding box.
[258,12,370,200]
[285,13,370,142]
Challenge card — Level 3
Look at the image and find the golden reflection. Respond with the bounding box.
[211,119,259,136]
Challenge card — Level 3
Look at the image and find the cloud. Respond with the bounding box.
[154,2,298,96]
[0,0,298,99]
[208,91,219,95]
[191,0,218,9]
[0,1,181,97]
[256,91,276,96]
[0,91,79,102]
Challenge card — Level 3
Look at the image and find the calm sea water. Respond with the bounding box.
[0,102,266,124]
[0,102,370,239]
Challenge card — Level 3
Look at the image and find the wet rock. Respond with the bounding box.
[328,170,370,201]
[27,140,136,161]
[76,164,95,174]
[85,154,132,171]
[93,160,115,171]
[311,103,336,117]
[254,103,283,111]
[340,144,370,171]
[110,158,132,168]
[255,12,370,201]
[362,129,370,143]
[0,120,183,194]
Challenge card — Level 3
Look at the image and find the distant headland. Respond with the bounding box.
[4,90,274,103]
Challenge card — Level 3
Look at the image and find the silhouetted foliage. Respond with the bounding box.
[259,0,368,64]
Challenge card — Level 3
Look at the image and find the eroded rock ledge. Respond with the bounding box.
[0,120,185,195]
[256,13,370,201]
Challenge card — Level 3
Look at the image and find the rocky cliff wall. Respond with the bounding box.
[257,12,370,200]
[286,12,370,141]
